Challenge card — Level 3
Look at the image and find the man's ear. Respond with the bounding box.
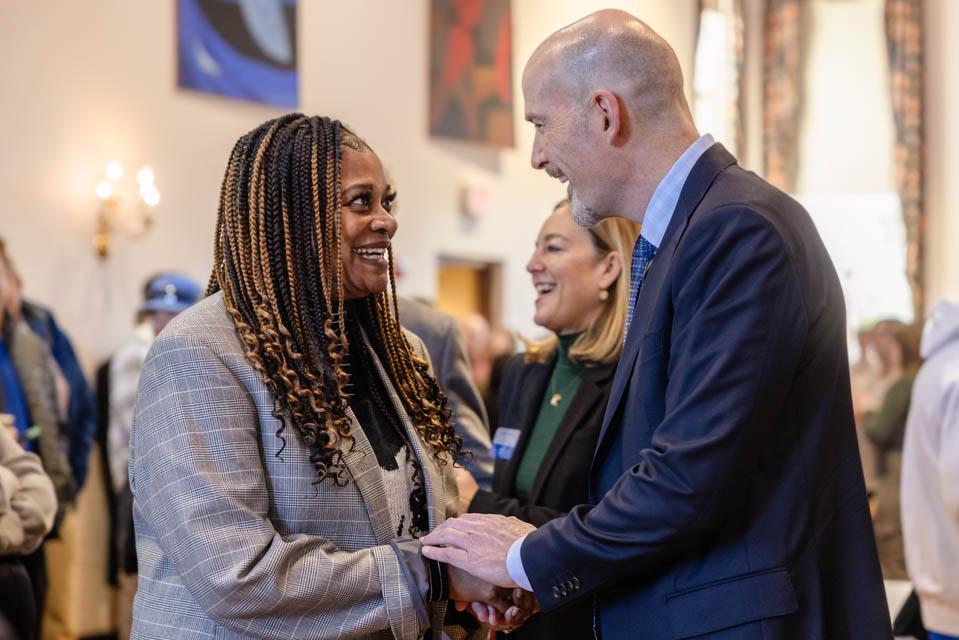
[590,90,625,145]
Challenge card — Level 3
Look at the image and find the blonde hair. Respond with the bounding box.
[525,201,641,365]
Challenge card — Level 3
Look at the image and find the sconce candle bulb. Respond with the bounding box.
[140,185,161,207]
[95,180,114,200]
[93,161,158,259]
[105,161,124,181]
[137,166,155,186]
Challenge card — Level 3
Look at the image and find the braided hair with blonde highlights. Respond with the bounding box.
[208,114,461,484]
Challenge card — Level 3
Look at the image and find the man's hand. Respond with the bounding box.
[454,466,479,514]
[422,514,536,588]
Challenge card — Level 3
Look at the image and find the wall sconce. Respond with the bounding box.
[93,161,160,259]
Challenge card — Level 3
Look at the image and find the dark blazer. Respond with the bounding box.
[520,144,892,639]
[469,352,615,640]
[398,297,493,488]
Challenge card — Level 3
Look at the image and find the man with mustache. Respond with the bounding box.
[424,9,892,639]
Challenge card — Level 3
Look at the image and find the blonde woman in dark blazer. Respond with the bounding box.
[456,201,639,639]
[130,115,529,640]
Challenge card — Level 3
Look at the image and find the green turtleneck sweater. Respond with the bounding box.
[514,333,585,500]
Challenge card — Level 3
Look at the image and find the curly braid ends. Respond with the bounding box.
[368,252,463,465]
[209,114,460,484]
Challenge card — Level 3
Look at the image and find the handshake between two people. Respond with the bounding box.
[423,514,540,632]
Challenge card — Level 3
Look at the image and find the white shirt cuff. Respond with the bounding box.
[506,534,533,591]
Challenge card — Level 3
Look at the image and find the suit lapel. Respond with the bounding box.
[339,407,396,543]
[596,144,738,453]
[528,362,615,503]
[496,359,553,496]
[358,327,447,529]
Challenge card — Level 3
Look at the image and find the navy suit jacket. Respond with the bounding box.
[520,145,892,639]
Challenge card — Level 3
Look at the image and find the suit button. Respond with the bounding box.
[571,577,580,589]
[552,586,561,599]
[559,585,568,597]
[564,580,574,591]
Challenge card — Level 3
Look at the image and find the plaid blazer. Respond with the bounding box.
[129,292,463,639]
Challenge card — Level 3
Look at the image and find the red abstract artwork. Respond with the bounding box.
[429,0,514,147]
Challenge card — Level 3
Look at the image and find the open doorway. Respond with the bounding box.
[435,256,503,327]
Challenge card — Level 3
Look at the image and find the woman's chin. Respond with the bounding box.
[344,283,388,300]
[534,312,558,333]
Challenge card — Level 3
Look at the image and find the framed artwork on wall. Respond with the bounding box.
[177,0,298,108]
[429,0,514,147]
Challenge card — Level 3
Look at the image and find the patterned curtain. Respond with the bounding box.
[762,0,803,193]
[885,0,924,318]
[693,0,745,157]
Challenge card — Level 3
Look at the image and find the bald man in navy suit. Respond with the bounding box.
[424,10,891,639]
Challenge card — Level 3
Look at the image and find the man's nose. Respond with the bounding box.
[530,140,548,170]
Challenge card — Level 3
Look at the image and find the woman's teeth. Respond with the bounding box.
[535,283,555,294]
[354,247,387,262]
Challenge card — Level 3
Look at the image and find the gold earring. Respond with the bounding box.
[599,289,609,301]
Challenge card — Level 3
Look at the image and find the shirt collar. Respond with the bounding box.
[640,133,715,248]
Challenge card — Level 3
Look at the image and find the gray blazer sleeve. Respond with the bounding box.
[432,324,493,490]
[131,332,427,640]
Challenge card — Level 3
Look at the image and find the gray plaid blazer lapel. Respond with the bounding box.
[341,406,397,543]
[357,326,450,530]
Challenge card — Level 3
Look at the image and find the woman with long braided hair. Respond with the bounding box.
[128,114,530,639]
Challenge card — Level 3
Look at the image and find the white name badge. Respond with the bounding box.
[492,427,521,461]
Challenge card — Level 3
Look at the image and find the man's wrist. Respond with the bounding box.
[506,534,533,591]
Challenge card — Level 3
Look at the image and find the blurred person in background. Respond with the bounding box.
[1,422,57,640]
[0,239,95,494]
[901,299,959,640]
[97,272,202,640]
[456,200,639,639]
[458,315,517,432]
[851,324,884,494]
[862,322,922,579]
[398,296,494,490]
[483,328,517,433]
[0,245,73,640]
[853,320,909,498]
[460,312,492,394]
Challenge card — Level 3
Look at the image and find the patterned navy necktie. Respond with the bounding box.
[625,235,657,336]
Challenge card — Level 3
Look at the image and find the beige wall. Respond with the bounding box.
[0,3,697,635]
[0,1,698,374]
[1,1,955,367]
[1,3,956,634]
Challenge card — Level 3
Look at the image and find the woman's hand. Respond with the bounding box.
[448,566,538,631]
[469,588,540,633]
[454,466,479,514]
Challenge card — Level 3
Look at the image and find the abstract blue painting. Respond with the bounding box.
[177,0,298,108]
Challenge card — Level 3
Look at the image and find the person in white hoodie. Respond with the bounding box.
[901,298,959,640]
